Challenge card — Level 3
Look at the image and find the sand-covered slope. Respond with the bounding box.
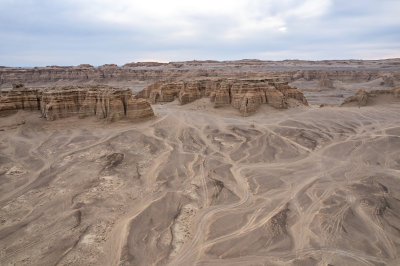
[1,98,400,265]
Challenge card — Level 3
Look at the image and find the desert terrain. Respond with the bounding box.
[1,59,400,265]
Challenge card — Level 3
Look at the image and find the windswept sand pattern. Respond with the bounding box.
[1,99,400,265]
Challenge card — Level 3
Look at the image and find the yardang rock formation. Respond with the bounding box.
[342,86,400,107]
[138,78,308,116]
[0,84,154,121]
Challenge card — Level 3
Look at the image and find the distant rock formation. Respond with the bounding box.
[293,70,384,83]
[137,78,308,116]
[381,75,395,87]
[0,84,154,121]
[0,84,40,115]
[1,59,398,89]
[318,77,334,88]
[342,88,369,106]
[123,62,169,67]
[341,86,400,107]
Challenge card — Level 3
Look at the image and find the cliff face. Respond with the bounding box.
[292,70,385,82]
[1,59,399,89]
[0,84,154,121]
[0,84,40,115]
[138,78,308,116]
[0,65,192,89]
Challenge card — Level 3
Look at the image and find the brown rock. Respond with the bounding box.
[41,85,154,121]
[276,83,308,106]
[212,81,231,107]
[381,75,395,87]
[12,83,26,90]
[342,86,400,107]
[139,78,308,115]
[0,86,40,115]
[318,78,334,88]
[178,81,204,104]
[341,88,369,107]
[235,91,264,116]
[230,80,266,115]
[265,88,287,109]
[136,81,164,99]
[1,60,398,90]
[0,84,154,121]
[149,82,182,103]
[123,62,168,68]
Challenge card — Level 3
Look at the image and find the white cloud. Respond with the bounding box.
[279,27,288,33]
[285,0,331,19]
[223,16,286,39]
[1,0,399,65]
[66,0,332,40]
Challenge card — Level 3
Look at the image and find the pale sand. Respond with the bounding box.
[1,98,400,265]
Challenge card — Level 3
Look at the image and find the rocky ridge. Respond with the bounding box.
[137,78,308,116]
[1,59,399,90]
[0,84,154,121]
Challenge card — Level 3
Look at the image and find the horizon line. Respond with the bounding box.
[2,57,400,68]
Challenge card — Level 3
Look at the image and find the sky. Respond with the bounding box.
[0,0,399,66]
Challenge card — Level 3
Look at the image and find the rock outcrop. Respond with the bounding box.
[381,75,395,87]
[0,84,40,115]
[341,88,369,106]
[0,84,154,121]
[318,77,334,88]
[1,59,398,89]
[138,78,308,116]
[178,81,204,104]
[341,86,400,107]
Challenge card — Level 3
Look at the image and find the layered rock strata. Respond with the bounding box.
[138,78,308,116]
[318,77,334,88]
[1,59,399,89]
[0,84,154,121]
[341,86,400,107]
[0,84,40,115]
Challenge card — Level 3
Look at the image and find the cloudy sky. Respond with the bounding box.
[1,0,399,66]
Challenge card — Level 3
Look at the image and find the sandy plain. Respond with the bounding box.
[1,88,400,266]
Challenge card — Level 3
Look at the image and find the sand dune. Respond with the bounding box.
[1,97,400,265]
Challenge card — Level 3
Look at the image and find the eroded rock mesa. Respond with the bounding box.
[1,59,399,90]
[138,78,308,116]
[0,84,154,121]
[0,83,40,115]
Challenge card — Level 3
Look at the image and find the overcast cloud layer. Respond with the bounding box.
[1,0,399,66]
